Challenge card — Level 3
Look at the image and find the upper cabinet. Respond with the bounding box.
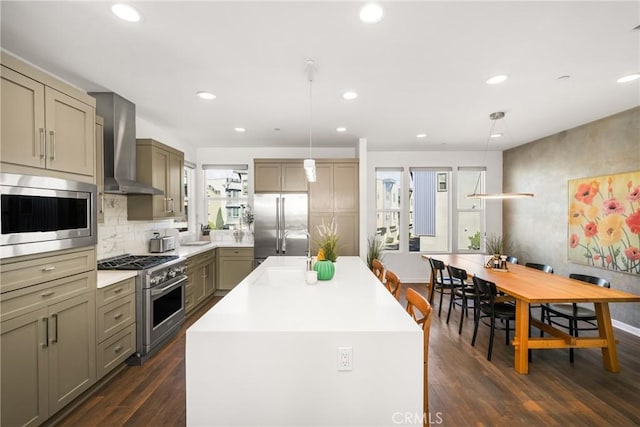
[1,53,95,180]
[127,138,184,220]
[254,160,307,193]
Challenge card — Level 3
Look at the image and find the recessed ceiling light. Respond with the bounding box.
[633,24,640,31]
[486,74,508,85]
[359,3,384,23]
[234,127,246,133]
[197,91,216,100]
[336,127,347,132]
[617,73,640,83]
[342,91,358,100]
[490,133,503,138]
[416,133,427,138]
[111,3,141,22]
[557,75,571,80]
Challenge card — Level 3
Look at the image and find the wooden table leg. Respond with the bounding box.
[594,302,620,373]
[513,300,530,374]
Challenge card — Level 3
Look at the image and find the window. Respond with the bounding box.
[409,168,451,252]
[204,165,249,230]
[457,168,485,252]
[375,169,402,250]
[173,163,195,232]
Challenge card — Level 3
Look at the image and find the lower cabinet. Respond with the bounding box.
[185,250,216,316]
[0,272,96,427]
[216,247,254,292]
[96,277,136,380]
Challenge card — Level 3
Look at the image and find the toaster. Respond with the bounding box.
[149,233,176,253]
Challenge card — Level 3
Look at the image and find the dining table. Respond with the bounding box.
[423,254,640,374]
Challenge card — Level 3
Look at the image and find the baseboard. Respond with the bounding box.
[612,320,640,337]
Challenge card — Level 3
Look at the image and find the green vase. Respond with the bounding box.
[313,260,335,280]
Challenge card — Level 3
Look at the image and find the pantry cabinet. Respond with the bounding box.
[254,160,307,192]
[0,256,96,427]
[127,138,184,220]
[309,160,359,256]
[96,116,105,223]
[1,53,95,180]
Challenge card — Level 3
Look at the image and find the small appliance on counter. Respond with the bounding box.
[149,232,176,253]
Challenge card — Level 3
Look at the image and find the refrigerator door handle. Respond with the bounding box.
[281,197,286,254]
[275,197,280,253]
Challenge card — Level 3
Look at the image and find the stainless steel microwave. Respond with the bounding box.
[0,173,97,258]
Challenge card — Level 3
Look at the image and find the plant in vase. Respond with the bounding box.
[366,233,385,270]
[314,218,339,280]
[484,233,513,269]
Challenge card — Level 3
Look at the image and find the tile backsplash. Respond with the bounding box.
[97,194,176,259]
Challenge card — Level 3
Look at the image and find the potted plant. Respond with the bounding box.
[485,233,512,269]
[366,233,385,270]
[314,218,338,280]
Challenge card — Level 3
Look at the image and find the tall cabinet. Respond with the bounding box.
[254,160,307,192]
[309,160,359,256]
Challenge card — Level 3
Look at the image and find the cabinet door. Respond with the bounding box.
[44,87,95,176]
[334,163,359,212]
[47,293,96,414]
[282,163,307,192]
[254,163,282,192]
[96,117,104,223]
[218,258,253,290]
[309,213,334,254]
[151,148,170,217]
[335,213,359,256]
[193,264,207,306]
[1,308,49,427]
[168,152,184,217]
[204,259,216,297]
[309,163,333,211]
[1,66,46,169]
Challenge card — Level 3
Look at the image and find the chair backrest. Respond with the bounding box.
[569,273,610,288]
[405,287,432,417]
[472,275,498,303]
[372,258,385,283]
[446,264,468,284]
[525,262,554,274]
[384,269,402,300]
[506,256,518,265]
[428,257,447,284]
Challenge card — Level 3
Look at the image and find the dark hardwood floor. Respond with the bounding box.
[56,285,640,426]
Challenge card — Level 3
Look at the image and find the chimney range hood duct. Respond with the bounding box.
[90,92,163,195]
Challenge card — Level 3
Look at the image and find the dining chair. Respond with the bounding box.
[544,273,611,363]
[445,265,476,334]
[506,255,518,264]
[471,275,516,361]
[372,258,385,283]
[524,262,554,336]
[427,258,455,317]
[384,269,402,301]
[405,287,433,421]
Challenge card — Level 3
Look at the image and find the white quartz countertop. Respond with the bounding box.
[189,256,419,332]
[97,270,138,288]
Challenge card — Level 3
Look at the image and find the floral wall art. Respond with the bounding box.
[568,171,640,274]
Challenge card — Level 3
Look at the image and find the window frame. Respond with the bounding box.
[203,164,249,231]
[375,168,403,252]
[455,167,486,253]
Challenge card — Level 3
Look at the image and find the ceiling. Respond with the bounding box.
[1,1,638,152]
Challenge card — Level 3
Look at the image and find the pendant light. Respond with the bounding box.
[304,59,317,183]
[466,111,534,199]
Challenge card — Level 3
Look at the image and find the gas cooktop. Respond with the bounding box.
[97,254,180,271]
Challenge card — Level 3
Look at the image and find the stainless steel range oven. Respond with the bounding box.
[98,254,186,364]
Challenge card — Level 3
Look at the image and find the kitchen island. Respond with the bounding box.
[186,256,422,426]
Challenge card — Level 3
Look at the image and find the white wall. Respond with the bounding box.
[367,150,503,283]
[136,116,196,161]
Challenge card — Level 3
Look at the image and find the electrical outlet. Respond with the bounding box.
[337,347,353,371]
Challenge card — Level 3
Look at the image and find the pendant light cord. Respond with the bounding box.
[307,60,314,159]
[471,116,498,195]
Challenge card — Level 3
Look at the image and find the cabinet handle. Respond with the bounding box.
[113,287,123,293]
[39,128,46,159]
[41,291,55,298]
[42,317,49,348]
[51,314,58,344]
[41,265,56,272]
[114,345,123,353]
[49,130,56,160]
[114,313,123,320]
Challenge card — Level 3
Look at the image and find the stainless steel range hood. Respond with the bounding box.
[90,92,163,195]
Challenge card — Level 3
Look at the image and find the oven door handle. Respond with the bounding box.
[151,276,187,297]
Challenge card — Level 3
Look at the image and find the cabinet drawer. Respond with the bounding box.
[97,324,136,379]
[97,294,135,342]
[0,247,96,293]
[217,247,253,258]
[97,277,135,306]
[0,271,95,322]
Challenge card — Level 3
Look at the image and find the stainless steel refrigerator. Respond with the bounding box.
[254,193,308,265]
